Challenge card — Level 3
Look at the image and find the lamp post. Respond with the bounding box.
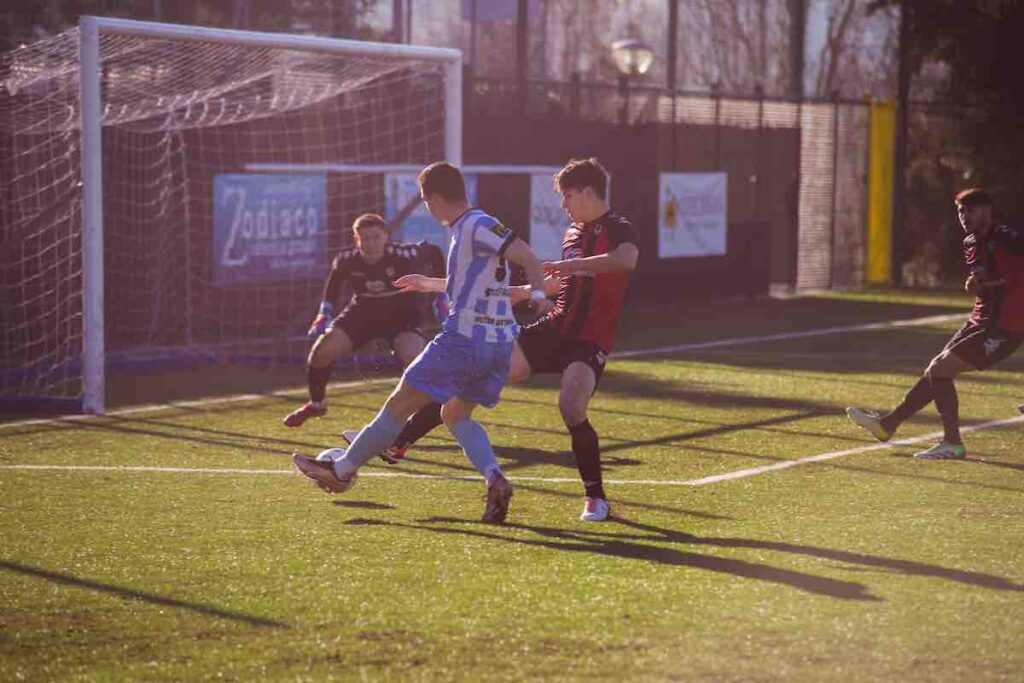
[611,38,654,125]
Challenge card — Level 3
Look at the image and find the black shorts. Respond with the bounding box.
[943,320,1022,370]
[330,301,425,350]
[517,322,608,387]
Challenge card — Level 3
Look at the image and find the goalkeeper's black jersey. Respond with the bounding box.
[322,241,445,307]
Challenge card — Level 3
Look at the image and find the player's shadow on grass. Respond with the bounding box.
[0,560,286,628]
[332,500,395,510]
[613,518,1024,593]
[344,518,879,602]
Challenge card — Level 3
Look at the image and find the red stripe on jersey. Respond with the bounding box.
[545,212,636,353]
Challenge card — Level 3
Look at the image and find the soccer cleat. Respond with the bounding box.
[292,453,358,494]
[482,473,513,524]
[283,402,326,428]
[580,497,611,522]
[913,440,967,460]
[845,407,892,442]
[341,428,409,465]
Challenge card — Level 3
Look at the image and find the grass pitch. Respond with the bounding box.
[2,290,1023,681]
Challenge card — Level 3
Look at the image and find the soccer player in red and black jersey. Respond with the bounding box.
[282,213,445,428]
[847,188,1024,459]
[351,158,639,521]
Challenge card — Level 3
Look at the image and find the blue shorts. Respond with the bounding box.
[403,329,512,408]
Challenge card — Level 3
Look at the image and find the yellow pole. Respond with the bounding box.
[866,98,896,285]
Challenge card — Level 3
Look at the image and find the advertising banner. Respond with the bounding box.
[658,172,728,258]
[385,172,478,251]
[529,172,569,261]
[212,173,327,285]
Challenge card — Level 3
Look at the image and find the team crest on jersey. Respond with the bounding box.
[984,338,1004,355]
[490,223,512,238]
[595,225,603,235]
[385,266,395,278]
[594,350,607,366]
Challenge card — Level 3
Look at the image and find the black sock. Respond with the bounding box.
[569,419,605,500]
[880,375,932,434]
[394,402,443,449]
[930,377,962,444]
[308,365,331,403]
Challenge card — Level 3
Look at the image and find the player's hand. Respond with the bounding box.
[509,285,532,304]
[307,301,333,339]
[542,260,573,276]
[393,274,433,293]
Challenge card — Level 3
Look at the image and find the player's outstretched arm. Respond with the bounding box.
[543,242,638,275]
[509,275,561,304]
[504,238,553,316]
[393,274,446,293]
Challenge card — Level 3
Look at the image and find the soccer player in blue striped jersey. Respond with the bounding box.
[293,162,552,523]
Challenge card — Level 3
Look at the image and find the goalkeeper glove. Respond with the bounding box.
[307,301,334,339]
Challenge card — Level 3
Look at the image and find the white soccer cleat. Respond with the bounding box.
[292,453,358,494]
[913,440,967,460]
[845,407,892,442]
[580,497,610,522]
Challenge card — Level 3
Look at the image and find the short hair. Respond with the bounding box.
[555,157,608,200]
[352,213,387,232]
[418,162,466,202]
[954,187,992,207]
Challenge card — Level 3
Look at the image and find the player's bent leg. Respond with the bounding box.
[559,362,608,521]
[917,350,976,458]
[392,330,426,367]
[283,328,356,427]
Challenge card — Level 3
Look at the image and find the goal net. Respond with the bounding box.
[0,17,461,414]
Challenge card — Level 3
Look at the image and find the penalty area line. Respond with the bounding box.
[3,414,1021,487]
[683,414,1024,486]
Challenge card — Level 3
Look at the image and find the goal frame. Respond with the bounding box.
[76,15,463,414]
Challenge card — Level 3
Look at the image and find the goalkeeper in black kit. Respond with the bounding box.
[283,213,446,427]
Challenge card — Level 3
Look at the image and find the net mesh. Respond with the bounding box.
[1,26,449,406]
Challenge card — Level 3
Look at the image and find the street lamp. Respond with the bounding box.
[611,39,654,125]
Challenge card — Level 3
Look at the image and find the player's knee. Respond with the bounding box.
[558,397,587,426]
[440,402,470,427]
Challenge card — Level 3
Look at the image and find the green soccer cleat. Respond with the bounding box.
[845,407,892,442]
[913,440,967,460]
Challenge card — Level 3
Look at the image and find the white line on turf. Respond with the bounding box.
[2,414,1021,487]
[1,311,964,431]
[680,414,1024,486]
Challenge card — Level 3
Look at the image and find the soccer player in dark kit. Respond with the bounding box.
[283,212,444,427]
[348,158,639,520]
[847,188,1024,459]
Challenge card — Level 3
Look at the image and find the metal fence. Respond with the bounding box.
[467,74,874,291]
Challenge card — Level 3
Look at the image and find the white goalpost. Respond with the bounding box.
[1,16,462,415]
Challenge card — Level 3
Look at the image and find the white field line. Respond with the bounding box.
[6,311,1017,488]
[613,313,963,358]
[2,414,1022,486]
[1,311,964,432]
[681,415,1024,486]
